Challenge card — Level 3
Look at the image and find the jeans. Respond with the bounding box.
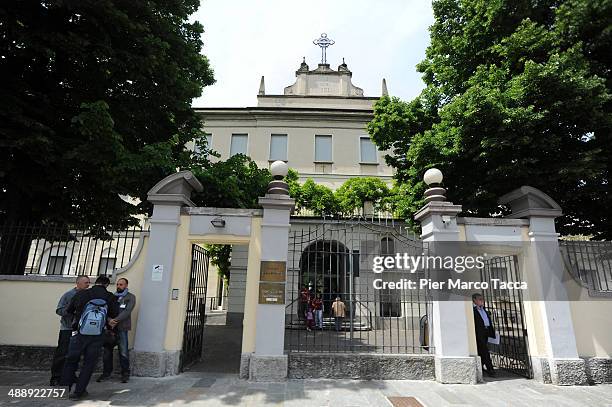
[334,317,344,331]
[314,310,323,328]
[60,333,104,394]
[103,330,130,376]
[50,330,72,381]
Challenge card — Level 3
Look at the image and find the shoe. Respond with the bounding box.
[68,391,88,400]
[120,374,129,383]
[484,369,497,377]
[96,374,111,382]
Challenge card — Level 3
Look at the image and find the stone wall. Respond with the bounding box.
[288,353,435,380]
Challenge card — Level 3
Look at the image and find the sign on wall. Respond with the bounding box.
[152,264,163,281]
[258,282,286,304]
[260,261,286,282]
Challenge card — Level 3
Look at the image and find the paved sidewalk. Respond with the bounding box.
[0,370,611,407]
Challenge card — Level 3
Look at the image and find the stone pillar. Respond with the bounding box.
[132,171,203,377]
[248,162,295,381]
[414,169,480,384]
[499,186,587,385]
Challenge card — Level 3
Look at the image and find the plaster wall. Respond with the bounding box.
[0,237,148,347]
[194,115,393,189]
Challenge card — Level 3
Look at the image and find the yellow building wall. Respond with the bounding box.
[0,237,148,347]
[566,272,612,358]
[242,217,262,354]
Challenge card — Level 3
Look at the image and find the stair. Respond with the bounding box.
[285,317,372,331]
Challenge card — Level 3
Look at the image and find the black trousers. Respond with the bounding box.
[50,330,72,381]
[60,334,104,394]
[476,334,494,371]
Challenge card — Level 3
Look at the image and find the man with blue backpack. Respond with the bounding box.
[60,275,120,400]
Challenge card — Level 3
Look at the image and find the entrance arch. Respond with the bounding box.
[299,239,350,316]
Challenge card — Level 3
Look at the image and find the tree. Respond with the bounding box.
[205,244,232,283]
[299,179,339,217]
[190,154,272,209]
[368,0,611,238]
[0,1,215,227]
[335,177,390,214]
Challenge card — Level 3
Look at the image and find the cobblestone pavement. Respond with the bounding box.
[0,370,611,407]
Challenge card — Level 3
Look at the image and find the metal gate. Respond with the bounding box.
[285,218,432,354]
[180,244,209,370]
[480,255,532,378]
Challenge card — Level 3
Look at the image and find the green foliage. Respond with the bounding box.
[299,179,340,217]
[335,177,390,214]
[0,1,215,227]
[191,155,272,209]
[205,244,232,281]
[288,171,398,218]
[367,0,612,238]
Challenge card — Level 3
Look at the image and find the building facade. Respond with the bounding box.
[194,58,393,189]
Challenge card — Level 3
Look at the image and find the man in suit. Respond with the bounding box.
[472,293,496,377]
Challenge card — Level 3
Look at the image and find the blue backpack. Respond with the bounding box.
[78,298,108,335]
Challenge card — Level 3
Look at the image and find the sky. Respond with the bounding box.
[191,0,434,108]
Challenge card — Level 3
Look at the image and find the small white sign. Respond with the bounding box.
[152,264,164,281]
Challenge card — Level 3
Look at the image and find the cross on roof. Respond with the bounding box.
[313,33,335,64]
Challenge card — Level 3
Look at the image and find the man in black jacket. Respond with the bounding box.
[60,275,120,400]
[472,293,496,377]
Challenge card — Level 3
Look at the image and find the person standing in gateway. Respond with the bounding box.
[472,293,496,377]
[98,277,136,383]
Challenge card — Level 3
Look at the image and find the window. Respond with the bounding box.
[381,237,395,255]
[360,136,378,163]
[48,256,66,275]
[269,134,288,161]
[193,133,212,155]
[98,257,116,275]
[314,135,332,162]
[230,134,248,156]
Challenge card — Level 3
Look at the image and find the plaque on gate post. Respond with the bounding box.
[260,261,286,282]
[258,282,285,304]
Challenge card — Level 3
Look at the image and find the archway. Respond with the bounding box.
[299,239,350,317]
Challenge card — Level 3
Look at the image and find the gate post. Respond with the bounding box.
[499,186,587,385]
[414,169,480,384]
[132,171,203,377]
[249,161,295,381]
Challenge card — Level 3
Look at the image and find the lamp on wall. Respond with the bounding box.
[211,217,226,228]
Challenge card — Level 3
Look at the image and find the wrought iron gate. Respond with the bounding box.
[181,244,209,370]
[285,218,432,354]
[480,255,532,378]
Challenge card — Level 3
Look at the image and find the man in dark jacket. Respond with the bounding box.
[49,275,90,385]
[97,277,136,383]
[60,275,120,400]
[472,293,496,377]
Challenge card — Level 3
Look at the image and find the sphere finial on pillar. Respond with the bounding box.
[267,160,290,196]
[423,168,447,203]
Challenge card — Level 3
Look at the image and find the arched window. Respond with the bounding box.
[381,237,394,255]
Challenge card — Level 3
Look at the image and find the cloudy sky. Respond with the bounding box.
[191,0,434,107]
